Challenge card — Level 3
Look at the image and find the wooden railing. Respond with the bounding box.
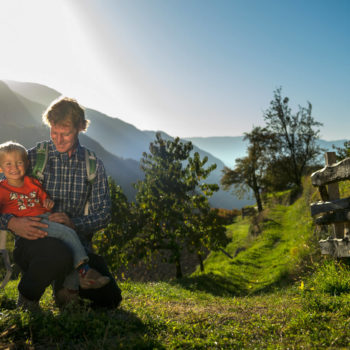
[311,152,350,257]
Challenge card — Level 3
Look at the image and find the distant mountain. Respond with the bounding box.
[5,80,61,106]
[184,136,248,168]
[4,80,253,209]
[0,81,142,199]
[0,81,40,128]
[317,139,348,154]
[3,79,348,209]
[185,136,348,168]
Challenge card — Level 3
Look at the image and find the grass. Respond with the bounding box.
[2,177,350,348]
[3,274,350,349]
[193,178,318,296]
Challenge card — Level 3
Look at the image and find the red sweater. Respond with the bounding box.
[0,176,50,217]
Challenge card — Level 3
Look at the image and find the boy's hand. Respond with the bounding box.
[43,198,54,210]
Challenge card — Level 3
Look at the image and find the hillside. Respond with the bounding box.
[3,176,350,348]
[0,82,142,199]
[1,80,253,209]
[184,135,248,168]
[195,177,320,295]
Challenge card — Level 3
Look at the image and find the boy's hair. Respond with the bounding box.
[42,96,90,131]
[0,141,28,164]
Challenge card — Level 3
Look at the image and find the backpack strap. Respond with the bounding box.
[32,141,49,181]
[85,148,97,184]
[84,149,97,215]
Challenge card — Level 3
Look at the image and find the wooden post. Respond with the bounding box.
[325,152,344,238]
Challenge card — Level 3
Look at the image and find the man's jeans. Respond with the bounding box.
[38,213,88,290]
[14,237,73,301]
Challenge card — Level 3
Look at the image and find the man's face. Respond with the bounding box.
[50,122,80,156]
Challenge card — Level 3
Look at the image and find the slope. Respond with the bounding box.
[185,136,248,168]
[193,177,320,295]
[0,81,39,128]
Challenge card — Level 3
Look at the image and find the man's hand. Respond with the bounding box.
[8,216,48,240]
[48,212,75,229]
[43,198,55,210]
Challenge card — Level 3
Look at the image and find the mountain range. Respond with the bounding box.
[0,80,346,208]
[0,80,251,208]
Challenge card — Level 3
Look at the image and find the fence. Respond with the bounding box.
[310,152,350,257]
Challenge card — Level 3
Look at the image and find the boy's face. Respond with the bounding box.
[0,151,27,185]
[50,121,81,156]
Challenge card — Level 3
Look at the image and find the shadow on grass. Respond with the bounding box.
[173,265,301,298]
[173,272,250,297]
[0,300,165,350]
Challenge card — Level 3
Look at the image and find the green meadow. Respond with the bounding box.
[2,177,350,349]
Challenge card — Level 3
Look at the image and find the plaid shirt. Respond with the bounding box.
[0,139,111,247]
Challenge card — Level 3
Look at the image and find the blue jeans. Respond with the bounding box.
[39,213,87,289]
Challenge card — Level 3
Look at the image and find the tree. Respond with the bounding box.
[333,140,350,161]
[221,126,270,212]
[134,133,227,278]
[263,87,323,188]
[93,178,137,272]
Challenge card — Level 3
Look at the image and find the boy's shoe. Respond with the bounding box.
[17,293,40,312]
[79,268,110,289]
[54,288,79,309]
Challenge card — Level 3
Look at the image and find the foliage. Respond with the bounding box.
[221,88,323,206]
[221,126,272,212]
[93,178,138,272]
[263,87,323,188]
[333,140,350,161]
[134,132,227,278]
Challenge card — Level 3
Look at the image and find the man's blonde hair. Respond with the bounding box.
[0,141,28,164]
[42,96,90,131]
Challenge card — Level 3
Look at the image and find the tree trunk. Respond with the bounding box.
[175,257,182,279]
[197,252,204,272]
[252,173,263,212]
[254,190,263,212]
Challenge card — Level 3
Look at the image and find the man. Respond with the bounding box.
[0,97,122,309]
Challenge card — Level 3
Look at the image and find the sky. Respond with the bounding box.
[0,0,349,140]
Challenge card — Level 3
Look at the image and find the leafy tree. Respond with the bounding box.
[263,87,323,188]
[93,178,137,272]
[134,133,227,278]
[221,126,270,212]
[333,141,350,161]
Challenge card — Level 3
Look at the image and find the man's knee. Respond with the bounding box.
[14,237,73,271]
[43,237,74,273]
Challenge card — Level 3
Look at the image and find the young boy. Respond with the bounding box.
[0,141,110,292]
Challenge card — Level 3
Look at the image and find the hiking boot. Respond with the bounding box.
[17,293,40,312]
[54,288,79,308]
[79,268,110,289]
